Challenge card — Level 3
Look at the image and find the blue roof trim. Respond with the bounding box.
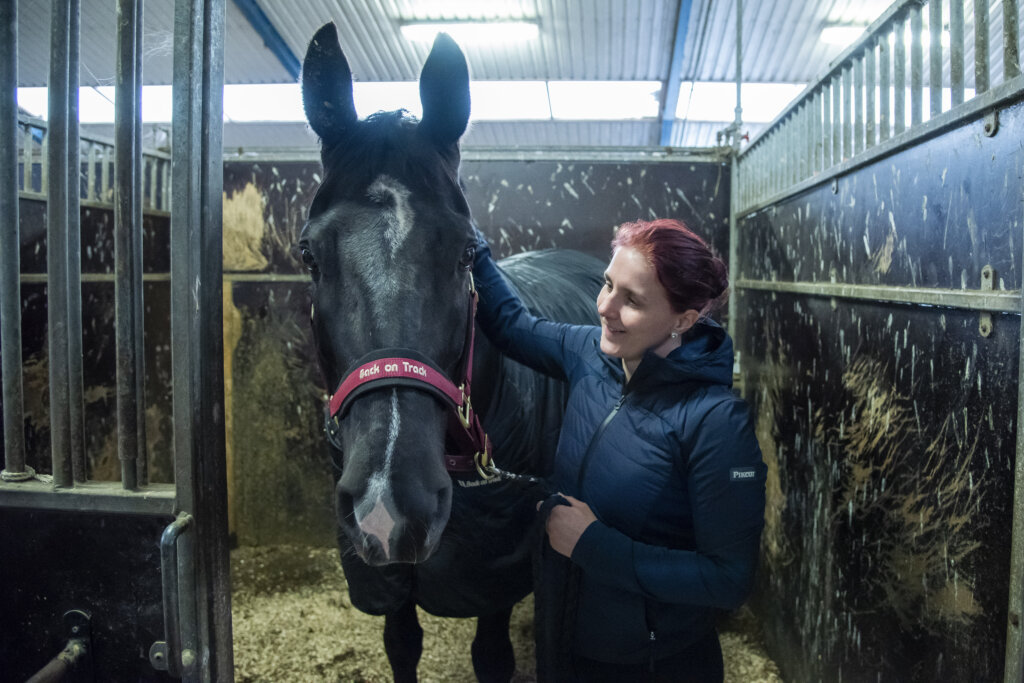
[659,0,693,146]
[231,0,301,81]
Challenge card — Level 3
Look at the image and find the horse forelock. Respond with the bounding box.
[313,109,463,210]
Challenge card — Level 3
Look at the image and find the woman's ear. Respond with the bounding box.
[675,309,701,335]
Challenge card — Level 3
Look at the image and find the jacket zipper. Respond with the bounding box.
[649,629,657,674]
[576,393,626,491]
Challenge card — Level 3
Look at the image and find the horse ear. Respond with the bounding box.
[301,22,358,144]
[418,32,470,145]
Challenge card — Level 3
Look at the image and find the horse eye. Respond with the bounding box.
[300,247,318,273]
[459,245,475,271]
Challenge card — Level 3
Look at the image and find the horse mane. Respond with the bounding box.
[319,109,417,173]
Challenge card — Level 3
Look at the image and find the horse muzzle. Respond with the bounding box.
[332,393,454,565]
[336,477,452,565]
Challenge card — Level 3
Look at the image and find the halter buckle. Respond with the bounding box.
[474,437,496,480]
[457,384,473,428]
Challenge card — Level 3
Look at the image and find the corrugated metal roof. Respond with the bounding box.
[18,0,901,149]
[17,0,293,87]
[684,0,890,83]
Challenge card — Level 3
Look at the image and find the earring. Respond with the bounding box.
[671,331,679,339]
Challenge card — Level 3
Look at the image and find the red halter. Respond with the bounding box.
[324,277,495,477]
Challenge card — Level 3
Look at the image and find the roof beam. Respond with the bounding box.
[231,0,300,81]
[659,0,693,146]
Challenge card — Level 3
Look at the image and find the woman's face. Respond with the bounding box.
[597,246,694,373]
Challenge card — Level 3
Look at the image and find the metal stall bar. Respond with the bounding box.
[735,75,1024,217]
[929,0,943,118]
[734,0,1024,217]
[20,125,31,194]
[829,75,839,163]
[727,0,742,345]
[975,0,989,93]
[0,0,28,481]
[46,0,74,488]
[851,58,860,154]
[67,0,85,484]
[866,47,876,148]
[1006,0,1021,80]
[880,30,891,141]
[910,4,923,125]
[133,2,147,486]
[894,14,907,134]
[86,144,96,202]
[950,0,964,106]
[843,63,853,157]
[733,279,1020,312]
[170,0,232,677]
[115,0,144,490]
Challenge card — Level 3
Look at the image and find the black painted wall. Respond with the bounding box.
[736,98,1024,681]
[0,509,175,681]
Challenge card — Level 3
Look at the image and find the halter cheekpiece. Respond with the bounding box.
[324,275,497,479]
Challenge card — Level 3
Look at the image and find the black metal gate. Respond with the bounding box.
[0,0,231,680]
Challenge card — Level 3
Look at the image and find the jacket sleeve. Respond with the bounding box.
[570,398,767,609]
[473,244,594,382]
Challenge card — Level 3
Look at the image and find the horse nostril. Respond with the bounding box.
[337,490,355,522]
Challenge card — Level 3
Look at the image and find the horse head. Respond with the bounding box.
[299,23,476,565]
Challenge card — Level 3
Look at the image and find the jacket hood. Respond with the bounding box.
[598,318,734,390]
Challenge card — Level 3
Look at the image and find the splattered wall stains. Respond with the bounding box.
[738,100,1023,682]
[229,283,335,547]
[223,182,269,272]
[746,294,1014,683]
[833,356,984,633]
[460,157,729,260]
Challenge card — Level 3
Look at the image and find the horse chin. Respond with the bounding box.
[351,526,444,567]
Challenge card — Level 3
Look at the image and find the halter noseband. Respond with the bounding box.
[323,275,496,479]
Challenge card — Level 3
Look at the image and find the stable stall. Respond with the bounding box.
[1,1,1023,681]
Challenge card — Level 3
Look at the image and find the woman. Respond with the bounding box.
[472,218,766,682]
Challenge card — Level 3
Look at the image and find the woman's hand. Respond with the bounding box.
[538,494,597,558]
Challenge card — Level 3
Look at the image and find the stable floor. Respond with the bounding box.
[230,545,783,682]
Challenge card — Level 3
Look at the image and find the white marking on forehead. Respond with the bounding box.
[349,175,415,326]
[368,175,415,257]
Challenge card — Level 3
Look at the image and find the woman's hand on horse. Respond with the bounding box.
[538,494,597,558]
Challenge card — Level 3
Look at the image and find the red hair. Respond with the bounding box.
[611,218,729,316]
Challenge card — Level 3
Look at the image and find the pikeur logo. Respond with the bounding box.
[730,467,756,481]
[359,361,429,380]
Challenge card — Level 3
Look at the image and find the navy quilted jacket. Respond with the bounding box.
[474,248,767,666]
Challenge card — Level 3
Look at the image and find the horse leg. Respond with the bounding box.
[383,600,423,683]
[471,606,516,683]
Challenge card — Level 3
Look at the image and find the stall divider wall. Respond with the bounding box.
[732,0,1024,680]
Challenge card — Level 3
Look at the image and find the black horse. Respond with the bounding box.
[299,23,604,682]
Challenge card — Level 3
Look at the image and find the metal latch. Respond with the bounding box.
[149,512,197,678]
